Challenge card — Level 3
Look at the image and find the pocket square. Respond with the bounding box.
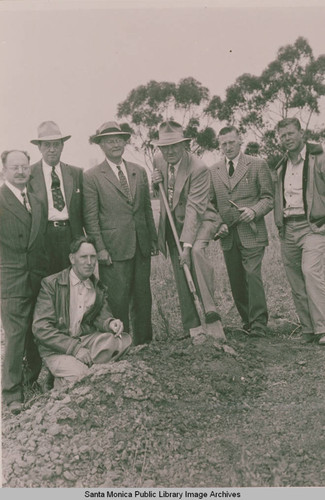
[75,189,80,193]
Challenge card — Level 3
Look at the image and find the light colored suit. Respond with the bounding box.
[83,159,157,345]
[0,184,48,403]
[208,152,274,332]
[154,150,215,330]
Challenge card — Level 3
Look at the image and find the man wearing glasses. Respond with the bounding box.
[28,121,84,275]
[0,150,48,414]
[83,121,158,346]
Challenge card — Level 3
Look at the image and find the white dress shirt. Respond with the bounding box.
[42,160,69,221]
[106,158,130,187]
[283,145,306,217]
[69,269,96,337]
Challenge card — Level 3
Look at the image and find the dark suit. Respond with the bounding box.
[153,151,211,331]
[208,153,274,332]
[0,184,48,403]
[83,159,157,345]
[28,160,84,274]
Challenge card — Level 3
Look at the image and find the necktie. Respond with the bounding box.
[228,160,234,177]
[51,166,65,211]
[116,165,132,203]
[21,191,31,213]
[168,165,175,209]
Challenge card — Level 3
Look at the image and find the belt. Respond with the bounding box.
[284,214,307,223]
[48,220,70,227]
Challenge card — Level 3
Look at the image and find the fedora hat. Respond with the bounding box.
[90,332,132,364]
[31,121,71,145]
[89,121,131,145]
[151,121,191,147]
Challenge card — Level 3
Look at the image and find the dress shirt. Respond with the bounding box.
[69,269,96,337]
[106,158,130,188]
[42,160,69,221]
[283,145,306,218]
[5,181,27,205]
[226,155,239,175]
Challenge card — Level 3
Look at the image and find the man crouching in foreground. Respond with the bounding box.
[32,236,132,389]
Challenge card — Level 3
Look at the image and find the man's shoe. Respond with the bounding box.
[301,333,316,344]
[249,329,267,338]
[205,311,221,324]
[7,401,23,415]
[318,334,325,345]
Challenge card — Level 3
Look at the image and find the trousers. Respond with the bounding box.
[281,220,325,334]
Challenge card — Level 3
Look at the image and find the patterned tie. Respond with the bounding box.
[116,165,132,203]
[228,160,234,177]
[168,165,175,209]
[51,166,65,211]
[21,191,31,213]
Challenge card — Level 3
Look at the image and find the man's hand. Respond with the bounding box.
[238,207,255,223]
[179,247,191,268]
[152,170,163,185]
[75,347,93,367]
[109,319,124,337]
[97,249,112,266]
[214,223,229,240]
[151,241,159,256]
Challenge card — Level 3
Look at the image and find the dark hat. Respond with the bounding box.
[89,121,131,145]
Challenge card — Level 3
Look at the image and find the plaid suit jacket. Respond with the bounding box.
[209,152,274,250]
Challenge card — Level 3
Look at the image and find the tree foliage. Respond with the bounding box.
[206,37,325,167]
[117,77,217,168]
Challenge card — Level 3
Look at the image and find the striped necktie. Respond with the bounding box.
[116,165,132,203]
[168,165,175,209]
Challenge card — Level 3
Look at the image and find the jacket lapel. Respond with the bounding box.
[61,162,73,208]
[1,184,31,225]
[125,161,137,201]
[215,158,230,188]
[28,161,48,208]
[100,160,128,200]
[28,192,42,248]
[230,153,250,190]
[172,152,190,209]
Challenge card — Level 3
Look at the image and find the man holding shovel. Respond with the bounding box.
[151,121,224,340]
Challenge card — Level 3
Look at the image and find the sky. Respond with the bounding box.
[1,0,325,169]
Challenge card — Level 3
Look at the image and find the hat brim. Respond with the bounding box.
[30,135,71,145]
[90,132,131,145]
[151,137,191,147]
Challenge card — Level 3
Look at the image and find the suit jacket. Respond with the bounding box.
[83,160,157,260]
[153,151,211,256]
[33,268,114,358]
[0,184,48,298]
[274,143,325,237]
[208,152,274,251]
[28,160,84,238]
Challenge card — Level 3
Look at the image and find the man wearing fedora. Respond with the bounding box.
[33,236,132,389]
[83,121,158,346]
[29,121,84,275]
[152,121,220,337]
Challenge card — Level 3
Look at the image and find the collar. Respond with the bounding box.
[42,159,60,170]
[70,268,93,289]
[226,153,240,170]
[106,158,125,170]
[5,181,27,199]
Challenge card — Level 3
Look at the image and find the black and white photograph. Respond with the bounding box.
[0,0,325,494]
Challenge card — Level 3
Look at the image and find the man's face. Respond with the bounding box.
[3,151,31,190]
[70,243,98,280]
[278,124,304,154]
[219,131,242,160]
[38,140,64,166]
[159,142,186,166]
[99,136,126,164]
